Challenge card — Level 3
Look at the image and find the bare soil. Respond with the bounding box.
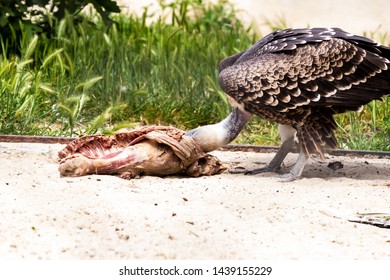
[0,142,389,259]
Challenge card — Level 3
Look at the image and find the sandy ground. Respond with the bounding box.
[0,142,389,260]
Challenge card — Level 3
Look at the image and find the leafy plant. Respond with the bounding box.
[0,0,120,53]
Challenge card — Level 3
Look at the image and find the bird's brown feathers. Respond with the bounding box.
[218,27,390,156]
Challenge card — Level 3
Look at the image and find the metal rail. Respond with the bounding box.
[0,135,76,144]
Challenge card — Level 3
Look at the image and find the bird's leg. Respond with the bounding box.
[264,136,296,172]
[279,147,309,182]
[239,135,296,175]
[240,141,309,181]
[232,124,298,175]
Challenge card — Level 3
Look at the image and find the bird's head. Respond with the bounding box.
[185,107,252,152]
[185,123,229,152]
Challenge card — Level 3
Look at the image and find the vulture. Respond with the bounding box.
[186,27,390,181]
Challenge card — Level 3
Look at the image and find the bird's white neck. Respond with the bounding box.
[185,107,252,152]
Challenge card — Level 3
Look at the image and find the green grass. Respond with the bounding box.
[0,0,256,137]
[0,0,389,151]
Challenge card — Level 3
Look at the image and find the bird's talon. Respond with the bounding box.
[229,166,280,175]
[279,172,300,182]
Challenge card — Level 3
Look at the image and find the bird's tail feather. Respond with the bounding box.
[298,109,338,158]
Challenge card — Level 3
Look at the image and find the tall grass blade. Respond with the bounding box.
[75,76,103,91]
[41,48,64,69]
[24,35,39,60]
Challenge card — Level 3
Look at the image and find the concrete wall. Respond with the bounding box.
[116,0,390,41]
[229,0,390,37]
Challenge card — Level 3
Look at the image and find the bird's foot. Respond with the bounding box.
[279,171,301,182]
[245,166,281,175]
[229,165,280,175]
[276,148,309,182]
[230,166,301,181]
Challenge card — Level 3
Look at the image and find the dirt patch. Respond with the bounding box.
[0,142,389,259]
